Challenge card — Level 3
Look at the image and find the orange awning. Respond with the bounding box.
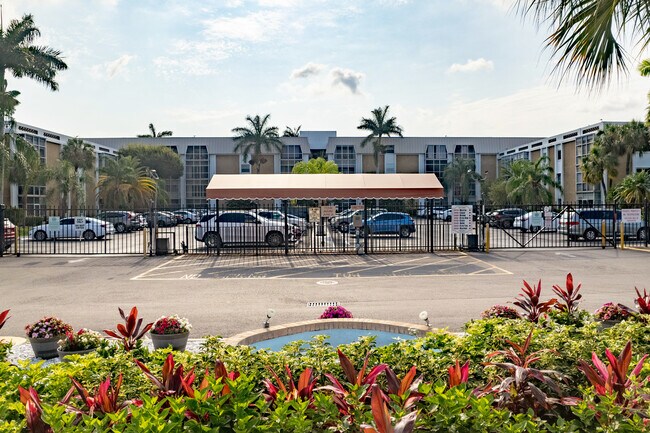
[205,173,444,200]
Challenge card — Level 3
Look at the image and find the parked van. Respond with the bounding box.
[558,209,647,241]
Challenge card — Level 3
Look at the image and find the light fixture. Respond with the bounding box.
[263,308,276,328]
[419,310,430,328]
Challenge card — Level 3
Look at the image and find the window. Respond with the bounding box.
[425,145,448,178]
[557,149,562,160]
[185,146,209,208]
[219,213,245,223]
[243,214,258,224]
[280,145,302,173]
[575,135,595,199]
[334,146,356,173]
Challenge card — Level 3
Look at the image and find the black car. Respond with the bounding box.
[483,208,526,229]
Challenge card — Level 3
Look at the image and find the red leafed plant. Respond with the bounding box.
[18,386,52,433]
[634,287,650,314]
[482,330,580,414]
[262,365,317,404]
[552,273,582,313]
[61,373,141,417]
[0,309,9,330]
[447,360,470,388]
[360,384,417,433]
[181,360,241,422]
[577,341,648,406]
[103,307,153,351]
[134,353,196,398]
[384,366,424,409]
[513,279,556,323]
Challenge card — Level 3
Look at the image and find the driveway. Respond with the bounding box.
[0,248,647,338]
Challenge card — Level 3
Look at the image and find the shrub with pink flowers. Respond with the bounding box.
[25,316,73,339]
[594,302,633,321]
[319,306,353,319]
[480,305,521,320]
[151,315,192,335]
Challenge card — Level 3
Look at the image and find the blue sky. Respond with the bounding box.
[5,0,650,138]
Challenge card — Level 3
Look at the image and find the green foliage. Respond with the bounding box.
[118,143,184,179]
[291,157,339,174]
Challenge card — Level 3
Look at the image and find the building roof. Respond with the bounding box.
[205,173,444,200]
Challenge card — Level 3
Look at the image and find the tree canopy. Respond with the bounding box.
[291,157,339,174]
[118,144,183,179]
[232,114,283,174]
[357,106,403,173]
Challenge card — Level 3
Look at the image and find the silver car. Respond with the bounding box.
[195,211,300,248]
[558,209,647,241]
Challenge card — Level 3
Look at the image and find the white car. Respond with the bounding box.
[514,211,559,233]
[256,210,309,233]
[195,211,300,248]
[29,217,114,241]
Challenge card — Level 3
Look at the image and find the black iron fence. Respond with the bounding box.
[0,201,647,256]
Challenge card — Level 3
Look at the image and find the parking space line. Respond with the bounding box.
[130,256,185,280]
[625,246,650,253]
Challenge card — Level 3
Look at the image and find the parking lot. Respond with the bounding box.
[0,248,648,338]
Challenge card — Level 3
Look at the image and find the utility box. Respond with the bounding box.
[156,238,169,256]
[466,234,479,251]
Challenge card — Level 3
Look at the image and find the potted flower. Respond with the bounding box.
[150,315,192,351]
[57,328,102,361]
[25,316,73,359]
[481,305,521,320]
[594,302,633,327]
[319,306,353,319]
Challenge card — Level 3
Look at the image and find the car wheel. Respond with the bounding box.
[82,230,96,241]
[584,228,597,241]
[204,232,223,249]
[114,222,126,233]
[502,220,512,229]
[266,231,284,247]
[338,222,350,233]
[33,230,47,241]
[399,226,411,238]
[637,227,647,241]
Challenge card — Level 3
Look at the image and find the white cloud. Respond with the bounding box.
[290,62,325,79]
[379,0,410,6]
[331,68,364,94]
[258,0,299,7]
[202,11,288,42]
[89,54,135,80]
[447,58,494,74]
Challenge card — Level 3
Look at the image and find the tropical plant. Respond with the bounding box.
[103,307,153,351]
[118,144,183,180]
[262,365,316,404]
[137,123,172,138]
[513,279,557,323]
[62,373,141,417]
[134,353,196,398]
[45,160,82,212]
[357,106,404,173]
[151,315,192,335]
[612,170,650,204]
[594,302,634,321]
[515,0,650,88]
[8,135,44,209]
[60,137,95,208]
[291,157,339,174]
[483,330,580,415]
[319,305,353,319]
[58,329,103,352]
[232,114,283,174]
[634,287,650,314]
[581,142,618,203]
[96,156,156,209]
[443,157,481,204]
[552,273,583,314]
[384,366,424,409]
[596,122,650,176]
[0,309,9,330]
[282,125,301,137]
[447,360,470,388]
[480,305,521,320]
[639,59,650,125]
[25,316,72,339]
[360,384,417,433]
[504,155,560,205]
[18,386,52,433]
[577,341,648,407]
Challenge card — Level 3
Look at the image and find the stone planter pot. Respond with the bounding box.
[150,332,189,351]
[28,335,64,359]
[57,347,97,362]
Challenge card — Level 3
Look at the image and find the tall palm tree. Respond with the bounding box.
[137,123,173,138]
[612,171,650,204]
[282,125,301,137]
[96,156,156,209]
[46,160,80,213]
[581,142,618,203]
[60,137,95,209]
[0,13,67,149]
[597,122,650,176]
[443,157,481,204]
[357,106,403,173]
[504,156,560,205]
[0,86,20,198]
[7,135,43,209]
[515,0,648,88]
[232,114,283,174]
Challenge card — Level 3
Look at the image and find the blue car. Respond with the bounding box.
[360,212,416,238]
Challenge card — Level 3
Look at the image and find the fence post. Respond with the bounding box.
[0,204,4,258]
[646,200,649,248]
[601,220,606,250]
[428,199,434,253]
[363,199,369,255]
[283,200,289,256]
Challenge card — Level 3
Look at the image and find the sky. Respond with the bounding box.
[4,0,650,139]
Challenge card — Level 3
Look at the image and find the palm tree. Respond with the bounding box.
[0,13,67,151]
[612,171,650,204]
[60,137,95,209]
[443,157,481,204]
[580,143,618,202]
[357,106,403,173]
[291,157,339,174]
[45,160,80,213]
[638,59,650,125]
[282,125,301,137]
[515,0,648,88]
[7,135,43,209]
[597,122,650,176]
[232,114,283,174]
[96,156,156,209]
[0,86,20,197]
[137,123,173,138]
[504,156,560,205]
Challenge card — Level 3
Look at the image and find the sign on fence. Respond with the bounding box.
[48,216,60,231]
[308,207,320,222]
[451,205,473,234]
[350,205,364,211]
[74,217,86,231]
[621,208,642,223]
[320,206,336,218]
